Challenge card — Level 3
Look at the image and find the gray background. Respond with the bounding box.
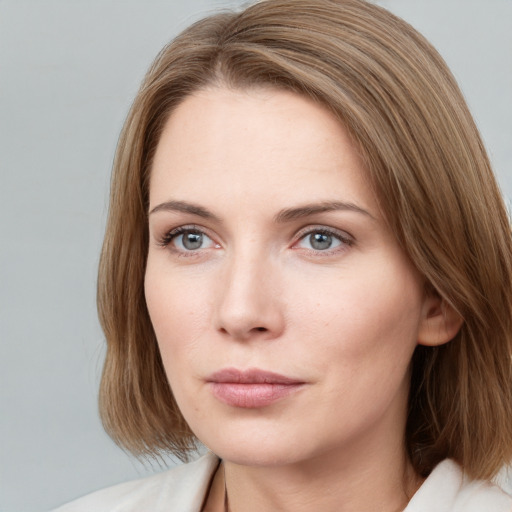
[1,1,511,511]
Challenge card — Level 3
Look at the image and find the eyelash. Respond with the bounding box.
[156,225,354,255]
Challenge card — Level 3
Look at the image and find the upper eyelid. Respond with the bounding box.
[294,225,354,241]
[155,224,211,246]
[156,223,213,239]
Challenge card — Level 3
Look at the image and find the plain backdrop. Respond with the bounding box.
[1,1,511,511]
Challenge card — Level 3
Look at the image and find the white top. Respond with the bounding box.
[53,452,512,512]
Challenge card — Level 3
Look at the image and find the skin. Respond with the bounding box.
[145,86,453,511]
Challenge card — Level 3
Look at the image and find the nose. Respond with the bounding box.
[214,250,285,341]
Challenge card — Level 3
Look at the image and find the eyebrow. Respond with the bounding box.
[274,201,374,222]
[149,200,221,221]
[148,199,373,222]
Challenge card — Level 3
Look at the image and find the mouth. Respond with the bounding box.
[206,368,306,408]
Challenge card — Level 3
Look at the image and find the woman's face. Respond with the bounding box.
[145,87,431,468]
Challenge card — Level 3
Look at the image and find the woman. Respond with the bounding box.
[55,0,512,510]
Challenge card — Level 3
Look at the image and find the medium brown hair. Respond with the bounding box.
[97,0,512,479]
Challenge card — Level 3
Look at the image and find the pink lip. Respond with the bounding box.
[207,368,305,408]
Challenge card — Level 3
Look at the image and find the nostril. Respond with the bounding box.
[255,327,267,332]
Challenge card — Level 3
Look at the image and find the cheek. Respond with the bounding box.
[144,260,211,368]
[293,261,424,376]
[297,269,423,436]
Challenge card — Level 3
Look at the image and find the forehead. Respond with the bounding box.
[149,86,375,214]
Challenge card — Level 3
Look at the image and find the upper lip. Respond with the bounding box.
[207,367,304,384]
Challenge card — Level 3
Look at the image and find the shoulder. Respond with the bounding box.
[406,459,512,512]
[52,452,220,512]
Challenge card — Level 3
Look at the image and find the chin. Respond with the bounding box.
[197,426,319,468]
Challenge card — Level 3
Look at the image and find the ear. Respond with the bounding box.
[418,291,464,347]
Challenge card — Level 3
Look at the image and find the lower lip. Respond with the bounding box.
[209,382,304,408]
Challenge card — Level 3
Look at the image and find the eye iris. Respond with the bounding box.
[310,232,332,250]
[182,232,203,250]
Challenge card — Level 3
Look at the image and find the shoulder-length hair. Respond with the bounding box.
[97,0,512,479]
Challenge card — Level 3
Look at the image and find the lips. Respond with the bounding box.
[207,368,305,408]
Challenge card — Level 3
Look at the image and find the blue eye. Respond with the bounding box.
[160,227,217,252]
[308,232,338,250]
[178,231,206,250]
[296,229,350,252]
